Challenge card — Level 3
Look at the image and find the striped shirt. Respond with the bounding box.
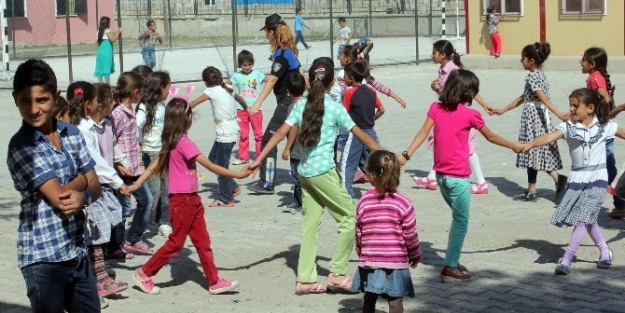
[356,189,421,269]
[110,104,143,176]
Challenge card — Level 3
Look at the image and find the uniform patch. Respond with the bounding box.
[272,63,282,73]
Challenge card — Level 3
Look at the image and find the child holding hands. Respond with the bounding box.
[396,69,522,282]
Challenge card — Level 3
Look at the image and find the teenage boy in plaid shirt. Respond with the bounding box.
[7,59,104,312]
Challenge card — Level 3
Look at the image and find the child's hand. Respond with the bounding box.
[394,151,408,166]
[492,108,506,116]
[237,166,254,179]
[57,190,87,216]
[484,106,496,116]
[560,112,572,122]
[511,142,525,153]
[281,150,290,161]
[521,142,533,153]
[127,183,140,194]
[247,104,261,115]
[430,79,440,93]
[116,164,132,176]
[248,160,261,177]
[410,261,419,268]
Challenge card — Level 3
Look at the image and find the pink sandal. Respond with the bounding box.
[295,282,327,295]
[326,273,353,293]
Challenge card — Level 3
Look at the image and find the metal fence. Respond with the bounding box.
[0,0,465,87]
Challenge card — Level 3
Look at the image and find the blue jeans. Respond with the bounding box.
[141,46,156,69]
[208,140,238,202]
[606,139,625,209]
[115,176,153,245]
[339,128,378,198]
[295,31,309,49]
[143,151,170,226]
[21,253,99,313]
[290,158,302,207]
[437,176,471,268]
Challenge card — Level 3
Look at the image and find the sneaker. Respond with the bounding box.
[232,159,249,165]
[554,258,570,275]
[123,241,154,255]
[133,270,161,295]
[609,208,625,219]
[555,174,568,203]
[440,266,471,282]
[597,249,613,269]
[158,224,173,237]
[513,190,537,202]
[100,297,109,309]
[247,181,275,194]
[470,183,489,194]
[280,203,302,214]
[413,176,437,190]
[209,278,239,295]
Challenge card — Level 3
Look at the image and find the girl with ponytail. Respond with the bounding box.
[250,60,382,294]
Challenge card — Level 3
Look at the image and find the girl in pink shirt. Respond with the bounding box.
[129,98,253,295]
[352,150,421,313]
[414,40,495,195]
[397,69,521,282]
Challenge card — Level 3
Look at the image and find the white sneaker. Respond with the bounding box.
[232,159,249,165]
[158,224,173,237]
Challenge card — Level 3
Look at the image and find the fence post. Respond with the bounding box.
[441,0,446,39]
[11,0,15,57]
[368,0,372,36]
[428,0,432,37]
[65,0,73,83]
[414,4,419,65]
[231,0,237,73]
[116,0,123,73]
[147,0,152,16]
[329,0,333,60]
[167,0,172,49]
[1,0,9,80]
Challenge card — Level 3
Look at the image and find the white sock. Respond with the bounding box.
[105,76,111,84]
[469,153,486,185]
[427,160,436,180]
[97,76,104,83]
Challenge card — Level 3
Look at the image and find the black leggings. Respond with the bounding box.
[527,167,554,184]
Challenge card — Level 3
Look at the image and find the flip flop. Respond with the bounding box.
[295,282,327,295]
[104,249,135,260]
[326,273,354,293]
[209,199,235,207]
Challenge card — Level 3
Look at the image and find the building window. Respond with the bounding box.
[6,0,26,18]
[56,0,87,16]
[561,0,605,15]
[482,0,523,16]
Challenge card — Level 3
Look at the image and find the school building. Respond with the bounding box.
[465,0,623,56]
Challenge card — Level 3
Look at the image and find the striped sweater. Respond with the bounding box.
[356,189,421,269]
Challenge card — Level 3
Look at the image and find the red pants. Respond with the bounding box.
[141,193,219,285]
[237,109,263,161]
[490,32,502,56]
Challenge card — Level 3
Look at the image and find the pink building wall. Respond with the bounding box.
[7,0,115,46]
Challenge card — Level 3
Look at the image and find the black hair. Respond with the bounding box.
[154,97,194,176]
[486,5,495,14]
[132,65,153,79]
[569,88,610,125]
[286,72,306,98]
[53,96,69,120]
[344,62,367,83]
[13,59,57,95]
[202,66,226,88]
[312,56,334,68]
[583,47,614,107]
[522,42,551,67]
[341,45,374,80]
[97,16,111,46]
[66,81,97,125]
[296,7,302,14]
[113,71,145,104]
[300,61,334,147]
[141,71,171,135]
[237,50,255,66]
[146,19,155,28]
[93,83,113,111]
[438,69,480,112]
[338,17,346,23]
[433,39,463,68]
[366,150,401,197]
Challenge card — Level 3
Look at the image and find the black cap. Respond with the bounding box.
[259,13,285,31]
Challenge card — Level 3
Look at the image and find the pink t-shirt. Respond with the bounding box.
[586,71,607,91]
[168,134,202,194]
[438,61,460,93]
[427,102,485,178]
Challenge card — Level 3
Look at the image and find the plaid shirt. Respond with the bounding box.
[111,104,143,176]
[7,120,95,268]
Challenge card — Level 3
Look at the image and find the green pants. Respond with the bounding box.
[437,176,471,268]
[297,169,356,283]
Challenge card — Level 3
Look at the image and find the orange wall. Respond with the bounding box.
[545,1,624,56]
[7,0,115,46]
[468,1,624,56]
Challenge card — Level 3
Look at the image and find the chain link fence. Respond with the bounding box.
[0,0,465,88]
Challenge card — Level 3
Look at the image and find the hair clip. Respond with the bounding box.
[315,74,324,82]
[169,83,195,112]
[314,68,325,73]
[74,87,83,96]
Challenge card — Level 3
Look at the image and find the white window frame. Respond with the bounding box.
[561,0,607,15]
[482,0,524,17]
[7,0,28,18]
